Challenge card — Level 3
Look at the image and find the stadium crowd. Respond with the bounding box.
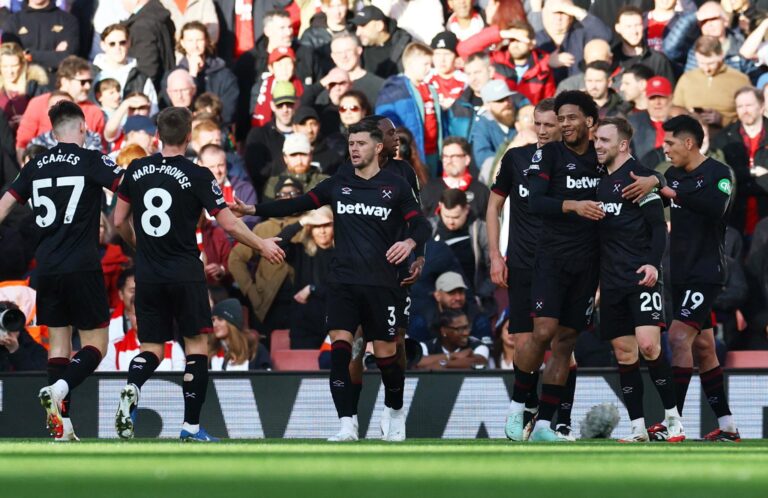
[2,0,768,373]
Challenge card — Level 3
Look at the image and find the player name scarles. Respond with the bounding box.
[335,201,392,220]
[36,152,81,168]
[131,163,192,189]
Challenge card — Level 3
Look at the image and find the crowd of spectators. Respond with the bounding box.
[2,0,768,372]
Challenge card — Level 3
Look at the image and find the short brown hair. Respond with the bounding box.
[402,42,433,66]
[694,36,723,56]
[95,78,120,96]
[597,116,634,142]
[534,97,556,114]
[56,56,91,89]
[507,19,534,42]
[193,92,223,117]
[177,21,215,57]
[442,136,471,156]
[192,119,220,141]
[101,23,129,41]
[157,107,192,146]
[734,86,765,105]
[440,188,468,209]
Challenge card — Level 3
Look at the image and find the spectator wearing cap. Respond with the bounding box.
[209,298,272,371]
[426,31,467,110]
[618,63,653,114]
[171,21,239,126]
[300,0,354,76]
[292,105,343,175]
[376,41,443,175]
[445,0,486,41]
[228,177,305,336]
[629,75,675,163]
[407,270,492,343]
[329,32,383,110]
[416,308,489,370]
[299,66,351,140]
[457,19,555,105]
[263,132,329,201]
[0,0,78,77]
[470,79,517,170]
[711,86,768,235]
[198,142,259,227]
[245,80,297,197]
[584,61,624,119]
[372,0,445,44]
[674,36,750,129]
[353,5,412,79]
[122,0,176,90]
[612,6,676,86]
[120,115,157,155]
[250,46,304,128]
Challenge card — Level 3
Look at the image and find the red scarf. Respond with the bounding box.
[443,172,473,191]
[251,75,304,127]
[234,0,255,58]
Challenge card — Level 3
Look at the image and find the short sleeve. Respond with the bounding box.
[117,166,132,203]
[89,152,124,192]
[307,176,334,207]
[397,177,422,221]
[193,168,227,216]
[8,163,33,205]
[490,149,516,197]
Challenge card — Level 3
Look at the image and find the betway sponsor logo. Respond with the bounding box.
[567,176,600,189]
[599,202,622,216]
[336,201,391,220]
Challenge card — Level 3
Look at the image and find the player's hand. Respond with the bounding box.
[623,172,659,202]
[294,285,312,304]
[572,200,605,220]
[227,196,253,218]
[386,239,415,265]
[204,263,225,280]
[400,256,425,286]
[659,186,677,199]
[636,264,658,287]
[490,253,508,288]
[258,237,285,264]
[0,333,19,354]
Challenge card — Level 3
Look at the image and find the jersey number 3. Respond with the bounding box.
[32,176,84,228]
[141,188,173,237]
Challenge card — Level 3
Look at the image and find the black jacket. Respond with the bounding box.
[0,329,48,372]
[1,3,79,73]
[0,110,19,191]
[244,120,288,197]
[300,13,356,77]
[361,22,412,79]
[628,110,658,163]
[611,42,677,85]
[125,0,176,89]
[172,57,240,125]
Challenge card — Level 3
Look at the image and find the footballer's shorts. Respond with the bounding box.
[135,281,212,343]
[326,284,401,342]
[600,284,667,341]
[531,257,599,332]
[37,270,110,330]
[396,286,411,332]
[671,284,721,331]
[507,266,533,334]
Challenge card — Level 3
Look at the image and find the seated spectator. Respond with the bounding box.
[198,143,259,228]
[228,178,305,337]
[445,52,494,140]
[426,31,467,110]
[0,41,48,133]
[629,76,674,162]
[327,89,371,157]
[95,78,122,120]
[99,214,130,310]
[416,308,489,370]
[422,137,489,218]
[291,106,343,175]
[276,206,335,349]
[15,55,105,160]
[618,63,653,114]
[612,6,676,85]
[163,67,197,110]
[329,31,384,108]
[123,0,176,90]
[673,36,750,130]
[245,80,297,197]
[300,0,353,76]
[173,21,239,126]
[29,91,104,151]
[0,300,47,372]
[647,0,689,53]
[471,80,517,170]
[377,41,443,175]
[119,115,157,156]
[160,0,219,43]
[683,1,752,75]
[103,92,152,146]
[489,310,514,370]
[408,270,492,343]
[584,61,623,119]
[198,212,234,288]
[209,298,271,371]
[445,0,486,41]
[187,118,221,161]
[92,23,160,116]
[250,47,304,128]
[555,38,613,94]
[263,133,329,201]
[299,66,351,139]
[0,0,78,76]
[353,5,412,79]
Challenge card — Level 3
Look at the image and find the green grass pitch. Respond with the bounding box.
[1,439,767,498]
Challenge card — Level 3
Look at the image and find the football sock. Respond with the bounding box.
[525,370,540,410]
[350,381,363,416]
[618,361,644,421]
[558,365,577,426]
[646,350,677,411]
[717,415,736,432]
[48,357,71,417]
[182,354,208,425]
[127,351,161,389]
[537,383,563,424]
[512,366,537,405]
[672,366,693,414]
[329,341,354,418]
[700,366,732,419]
[61,345,102,393]
[376,354,404,410]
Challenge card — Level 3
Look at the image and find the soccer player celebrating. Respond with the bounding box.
[231,120,431,442]
[504,91,660,442]
[112,107,284,442]
[488,98,579,441]
[593,117,683,443]
[657,115,740,442]
[0,101,124,441]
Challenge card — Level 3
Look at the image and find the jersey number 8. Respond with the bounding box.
[141,188,173,237]
[32,176,84,228]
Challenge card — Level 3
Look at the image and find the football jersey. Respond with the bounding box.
[8,142,123,275]
[665,157,735,285]
[490,143,541,269]
[525,141,603,260]
[117,154,225,284]
[597,158,665,290]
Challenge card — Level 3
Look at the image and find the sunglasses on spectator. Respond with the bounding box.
[275,102,295,109]
[339,105,361,113]
[328,81,350,89]
[108,40,128,47]
[75,78,93,86]
[275,191,301,199]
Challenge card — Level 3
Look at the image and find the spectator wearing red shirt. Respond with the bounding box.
[445,0,486,41]
[250,47,304,128]
[628,76,674,164]
[426,31,467,111]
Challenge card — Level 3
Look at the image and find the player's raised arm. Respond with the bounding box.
[214,208,285,264]
[637,190,667,287]
[113,197,136,250]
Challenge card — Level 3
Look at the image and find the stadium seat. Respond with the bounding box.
[271,329,291,351]
[725,351,768,368]
[272,350,320,371]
